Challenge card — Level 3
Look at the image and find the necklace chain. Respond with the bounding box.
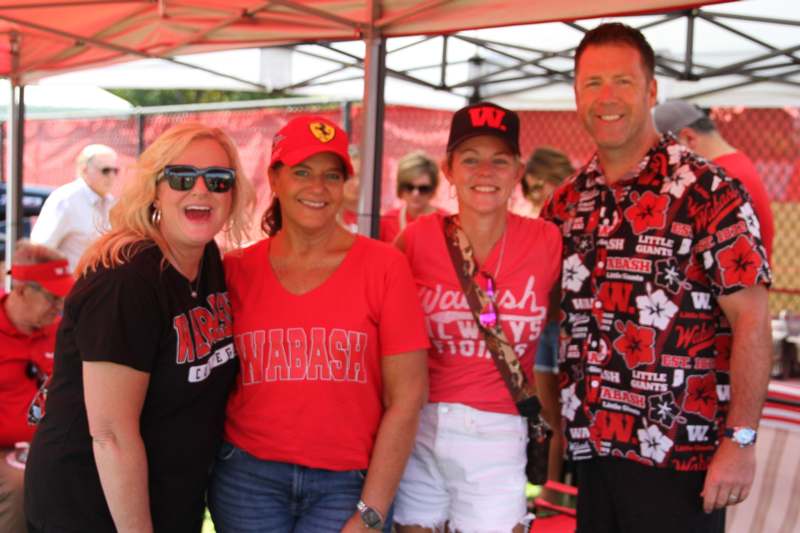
[190,255,204,299]
[492,229,507,280]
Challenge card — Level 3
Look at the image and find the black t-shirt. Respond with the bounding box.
[25,241,238,533]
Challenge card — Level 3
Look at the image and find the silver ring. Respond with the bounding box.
[728,494,739,502]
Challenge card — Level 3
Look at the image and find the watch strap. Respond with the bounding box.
[357,499,384,530]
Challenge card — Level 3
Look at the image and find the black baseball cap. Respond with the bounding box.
[446,102,520,156]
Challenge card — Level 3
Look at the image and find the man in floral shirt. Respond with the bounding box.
[542,23,772,533]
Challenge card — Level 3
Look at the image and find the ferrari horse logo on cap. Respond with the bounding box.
[309,121,335,143]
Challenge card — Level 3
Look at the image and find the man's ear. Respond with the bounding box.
[678,127,699,150]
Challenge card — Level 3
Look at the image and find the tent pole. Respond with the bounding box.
[357,1,386,238]
[4,32,20,291]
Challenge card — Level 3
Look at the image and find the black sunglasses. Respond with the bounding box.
[100,166,120,176]
[399,183,434,195]
[160,165,236,193]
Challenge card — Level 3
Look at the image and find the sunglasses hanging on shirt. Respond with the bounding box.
[478,272,499,329]
[159,165,236,193]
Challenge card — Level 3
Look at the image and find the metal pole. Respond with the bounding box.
[14,85,24,241]
[4,32,20,291]
[136,113,146,154]
[341,100,352,137]
[357,0,386,238]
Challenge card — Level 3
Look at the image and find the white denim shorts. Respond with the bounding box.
[394,402,529,533]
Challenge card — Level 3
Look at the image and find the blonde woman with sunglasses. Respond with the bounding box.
[379,151,445,243]
[24,123,254,533]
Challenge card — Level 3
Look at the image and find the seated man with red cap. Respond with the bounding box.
[0,240,73,533]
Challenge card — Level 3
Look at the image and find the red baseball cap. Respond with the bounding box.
[11,260,74,297]
[269,115,354,176]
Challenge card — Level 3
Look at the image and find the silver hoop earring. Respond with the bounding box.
[150,205,162,226]
[448,183,457,199]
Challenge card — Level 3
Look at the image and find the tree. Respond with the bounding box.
[108,88,287,106]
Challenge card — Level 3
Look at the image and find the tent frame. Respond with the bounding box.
[2,1,798,274]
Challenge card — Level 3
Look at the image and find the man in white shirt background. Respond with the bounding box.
[31,144,119,272]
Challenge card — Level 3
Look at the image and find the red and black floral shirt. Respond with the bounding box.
[542,135,771,471]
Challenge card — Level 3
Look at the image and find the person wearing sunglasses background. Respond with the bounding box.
[392,102,562,533]
[0,240,73,533]
[208,115,429,533]
[31,143,121,272]
[24,123,255,533]
[379,151,446,243]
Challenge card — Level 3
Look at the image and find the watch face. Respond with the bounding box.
[735,428,756,445]
[362,508,382,529]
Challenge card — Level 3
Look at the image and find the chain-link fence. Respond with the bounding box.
[5,102,798,312]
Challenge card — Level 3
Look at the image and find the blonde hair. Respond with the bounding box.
[76,123,255,276]
[395,150,439,197]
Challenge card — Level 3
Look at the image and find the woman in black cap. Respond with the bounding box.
[393,102,562,533]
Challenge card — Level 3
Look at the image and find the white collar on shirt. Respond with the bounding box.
[76,177,113,207]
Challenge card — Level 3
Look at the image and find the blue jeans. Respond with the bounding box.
[534,319,560,374]
[208,442,393,533]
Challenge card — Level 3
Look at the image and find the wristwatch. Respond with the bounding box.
[356,499,384,530]
[724,426,757,447]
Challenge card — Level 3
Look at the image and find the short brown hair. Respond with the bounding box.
[395,151,439,197]
[575,22,655,79]
[522,147,574,196]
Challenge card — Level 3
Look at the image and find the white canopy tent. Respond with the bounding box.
[2,0,797,268]
[0,80,131,117]
[38,0,800,110]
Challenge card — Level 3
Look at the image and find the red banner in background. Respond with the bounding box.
[6,104,799,309]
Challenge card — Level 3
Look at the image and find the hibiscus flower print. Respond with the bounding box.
[666,142,683,166]
[623,191,670,235]
[654,257,685,294]
[563,254,590,293]
[660,164,697,198]
[647,391,680,428]
[738,203,761,240]
[683,372,717,421]
[561,383,581,421]
[612,320,656,369]
[636,289,679,331]
[645,151,669,183]
[638,424,674,464]
[716,235,762,287]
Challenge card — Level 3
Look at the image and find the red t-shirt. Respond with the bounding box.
[714,152,774,262]
[402,213,562,414]
[380,206,448,244]
[379,207,407,243]
[223,236,429,471]
[0,295,58,447]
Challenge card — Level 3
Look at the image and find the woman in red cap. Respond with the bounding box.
[208,115,429,533]
[392,102,562,533]
[24,122,255,533]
